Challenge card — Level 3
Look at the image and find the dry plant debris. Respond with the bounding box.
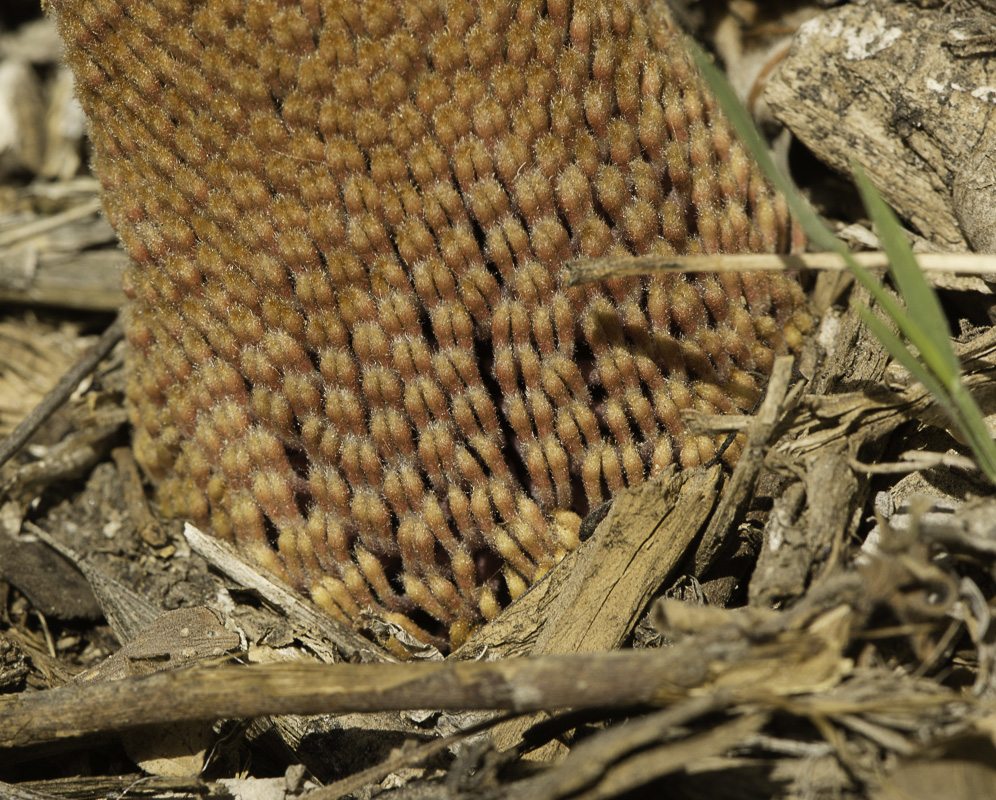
[0,9,124,311]
[766,0,996,252]
[6,2,996,799]
[0,316,88,438]
[6,511,996,800]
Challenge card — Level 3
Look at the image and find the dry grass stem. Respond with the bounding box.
[568,251,996,286]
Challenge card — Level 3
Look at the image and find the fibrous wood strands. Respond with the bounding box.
[54,0,811,649]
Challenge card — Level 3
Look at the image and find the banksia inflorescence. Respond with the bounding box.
[55,0,810,647]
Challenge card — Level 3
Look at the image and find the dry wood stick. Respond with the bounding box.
[0,651,704,751]
[0,598,855,754]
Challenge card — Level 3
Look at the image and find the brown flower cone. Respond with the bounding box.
[54,0,811,649]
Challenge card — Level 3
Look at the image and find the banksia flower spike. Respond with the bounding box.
[54,0,810,648]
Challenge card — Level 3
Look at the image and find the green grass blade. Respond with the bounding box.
[691,36,996,483]
[949,382,996,479]
[687,39,841,255]
[689,37,949,367]
[844,251,958,392]
[852,164,961,381]
[857,307,952,416]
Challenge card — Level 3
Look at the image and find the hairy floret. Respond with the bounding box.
[56,0,810,649]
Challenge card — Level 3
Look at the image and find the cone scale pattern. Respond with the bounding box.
[55,0,810,647]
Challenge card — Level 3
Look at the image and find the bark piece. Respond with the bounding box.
[767,1,996,250]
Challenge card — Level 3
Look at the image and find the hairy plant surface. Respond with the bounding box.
[55,0,810,647]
